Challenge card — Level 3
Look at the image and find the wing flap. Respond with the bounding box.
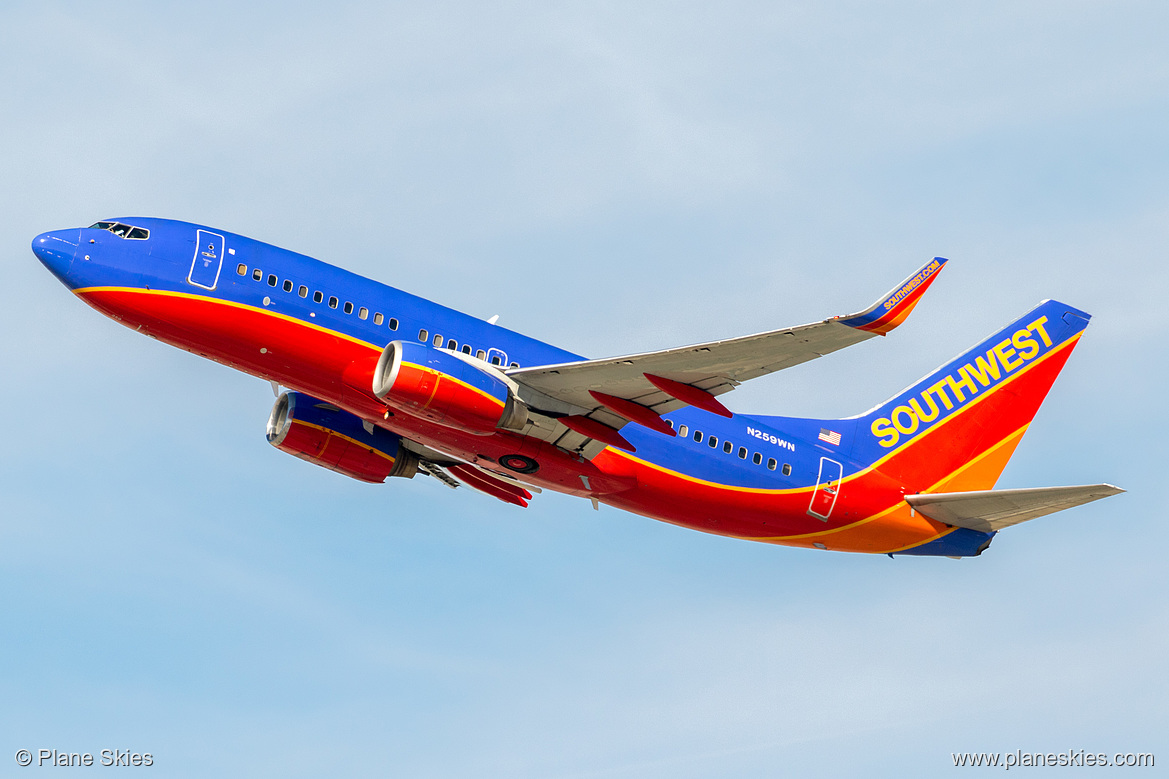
[447,463,534,507]
[905,484,1124,533]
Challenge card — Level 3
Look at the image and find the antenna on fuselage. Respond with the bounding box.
[487,315,500,325]
[270,380,281,397]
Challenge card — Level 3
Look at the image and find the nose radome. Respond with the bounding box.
[32,229,79,286]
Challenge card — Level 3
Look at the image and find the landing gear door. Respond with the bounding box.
[188,229,225,290]
[807,457,843,521]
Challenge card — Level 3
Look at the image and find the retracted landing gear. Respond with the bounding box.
[499,454,539,474]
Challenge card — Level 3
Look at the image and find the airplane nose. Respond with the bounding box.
[32,230,79,286]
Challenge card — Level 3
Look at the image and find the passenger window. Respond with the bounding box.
[737,446,747,459]
[752,452,762,465]
[298,285,308,298]
[510,362,519,368]
[252,268,262,281]
[709,436,718,448]
[490,355,501,366]
[693,430,702,442]
[358,307,368,320]
[723,441,732,454]
[433,334,443,347]
[782,463,792,476]
[343,302,353,314]
[267,274,277,287]
[283,279,293,293]
[328,296,338,309]
[236,263,247,276]
[679,425,688,437]
[418,329,428,342]
[666,419,674,429]
[461,345,471,354]
[373,313,384,325]
[767,458,777,471]
[389,318,399,331]
[447,338,457,350]
[313,291,323,303]
[476,349,486,359]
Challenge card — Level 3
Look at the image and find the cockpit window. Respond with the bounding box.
[88,221,149,240]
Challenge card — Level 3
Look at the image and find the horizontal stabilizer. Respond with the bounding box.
[905,484,1124,533]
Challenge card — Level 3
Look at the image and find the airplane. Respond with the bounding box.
[32,218,1122,558]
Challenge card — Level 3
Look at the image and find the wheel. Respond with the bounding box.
[499,454,539,474]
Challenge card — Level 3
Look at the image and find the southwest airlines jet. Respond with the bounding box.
[33,219,1122,558]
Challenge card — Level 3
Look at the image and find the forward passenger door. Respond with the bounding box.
[188,229,225,290]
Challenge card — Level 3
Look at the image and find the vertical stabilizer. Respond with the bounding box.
[853,300,1090,494]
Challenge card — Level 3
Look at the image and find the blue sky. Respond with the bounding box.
[2,2,1166,775]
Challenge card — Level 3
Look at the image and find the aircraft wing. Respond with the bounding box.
[906,484,1125,533]
[507,258,947,450]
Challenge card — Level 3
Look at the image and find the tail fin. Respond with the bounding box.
[853,299,1091,493]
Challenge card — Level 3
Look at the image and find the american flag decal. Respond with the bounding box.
[818,428,842,446]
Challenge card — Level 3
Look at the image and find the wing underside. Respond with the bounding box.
[505,258,948,456]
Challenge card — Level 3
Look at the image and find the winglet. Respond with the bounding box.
[838,257,948,336]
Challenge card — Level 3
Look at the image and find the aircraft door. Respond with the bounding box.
[807,457,843,520]
[188,229,225,290]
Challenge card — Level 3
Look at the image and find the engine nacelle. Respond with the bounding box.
[372,340,527,435]
[266,391,418,483]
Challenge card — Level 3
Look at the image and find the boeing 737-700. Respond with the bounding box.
[33,218,1122,557]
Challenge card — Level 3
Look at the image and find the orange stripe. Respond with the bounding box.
[75,285,381,349]
[78,287,510,412]
[290,420,397,463]
[423,374,444,410]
